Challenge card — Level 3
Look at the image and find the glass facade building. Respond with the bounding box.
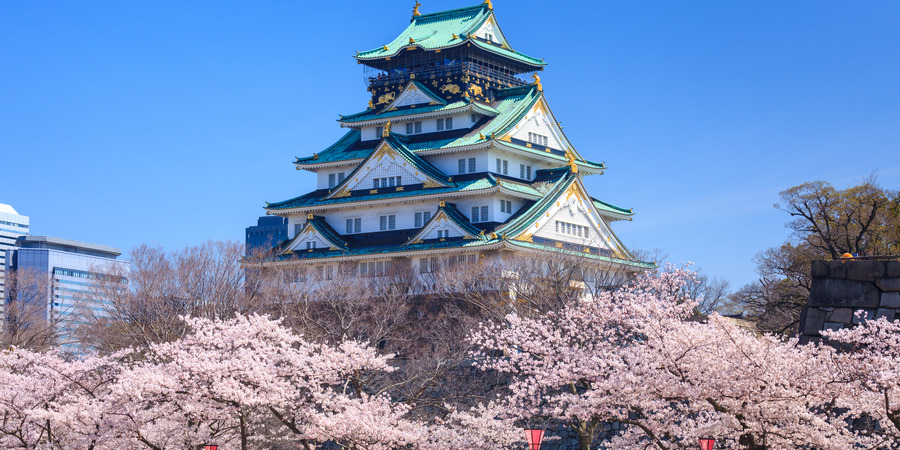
[4,236,127,349]
[0,203,29,320]
[245,216,288,256]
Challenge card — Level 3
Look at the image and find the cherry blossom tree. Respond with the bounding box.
[824,314,900,447]
[471,268,864,449]
[105,314,425,449]
[0,348,124,449]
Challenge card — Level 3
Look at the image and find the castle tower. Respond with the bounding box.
[260,2,652,280]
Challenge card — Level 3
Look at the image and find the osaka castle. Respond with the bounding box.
[261,1,653,279]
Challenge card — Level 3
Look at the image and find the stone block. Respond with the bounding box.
[827,260,847,279]
[846,261,886,282]
[811,260,829,277]
[876,308,896,322]
[887,261,900,278]
[823,322,844,332]
[828,308,854,323]
[882,292,900,308]
[808,277,882,308]
[801,307,828,335]
[877,278,900,292]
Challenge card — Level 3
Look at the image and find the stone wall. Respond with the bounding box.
[799,260,900,341]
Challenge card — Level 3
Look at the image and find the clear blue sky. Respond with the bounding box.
[2,1,899,290]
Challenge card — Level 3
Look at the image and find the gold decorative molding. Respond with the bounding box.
[483,0,492,9]
[382,45,389,51]
[532,73,542,91]
[409,37,415,44]
[439,201,446,207]
[307,213,313,220]
[382,120,392,137]
[412,0,421,16]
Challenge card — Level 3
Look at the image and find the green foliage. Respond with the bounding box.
[734,179,899,334]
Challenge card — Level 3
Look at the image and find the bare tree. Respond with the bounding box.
[79,241,266,352]
[2,268,58,351]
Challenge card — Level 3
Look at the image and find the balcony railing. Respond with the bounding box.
[368,61,528,91]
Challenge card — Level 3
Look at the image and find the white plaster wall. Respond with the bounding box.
[421,217,466,240]
[350,157,429,191]
[316,168,352,190]
[533,197,613,250]
[508,106,567,151]
[486,149,551,181]
[424,152,489,176]
[359,112,474,142]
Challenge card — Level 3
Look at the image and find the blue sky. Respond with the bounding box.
[2,1,898,290]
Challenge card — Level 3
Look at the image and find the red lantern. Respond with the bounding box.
[203,446,218,450]
[699,438,715,450]
[524,429,544,450]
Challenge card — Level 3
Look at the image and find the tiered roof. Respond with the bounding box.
[355,3,544,70]
[298,85,606,172]
[257,2,652,271]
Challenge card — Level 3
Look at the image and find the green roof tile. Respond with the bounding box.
[355,4,543,68]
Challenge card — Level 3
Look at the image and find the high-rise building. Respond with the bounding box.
[245,216,288,256]
[257,2,652,280]
[4,236,127,348]
[0,203,29,319]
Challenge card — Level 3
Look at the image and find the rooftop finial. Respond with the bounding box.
[532,73,542,92]
[413,1,421,17]
[382,121,392,137]
[483,0,493,10]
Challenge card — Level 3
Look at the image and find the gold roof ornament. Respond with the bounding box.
[479,229,485,236]
[452,33,459,40]
[467,33,475,39]
[532,73,542,92]
[439,201,446,207]
[483,0,493,9]
[382,121,392,137]
[368,98,375,109]
[382,45,389,51]
[478,133,485,140]
[313,153,319,160]
[566,152,579,174]
[307,213,314,220]
[413,1,421,17]
[409,37,415,44]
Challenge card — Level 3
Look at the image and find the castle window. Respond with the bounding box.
[376,126,383,137]
[458,157,476,174]
[346,218,361,234]
[360,260,392,277]
[329,174,336,188]
[306,241,316,250]
[500,200,512,214]
[471,113,478,123]
[437,117,453,131]
[556,220,589,238]
[471,206,488,223]
[496,159,509,175]
[294,224,302,236]
[406,121,422,134]
[528,132,549,147]
[415,211,432,227]
[519,164,532,180]
[420,257,438,273]
[380,214,396,231]
[437,230,449,239]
